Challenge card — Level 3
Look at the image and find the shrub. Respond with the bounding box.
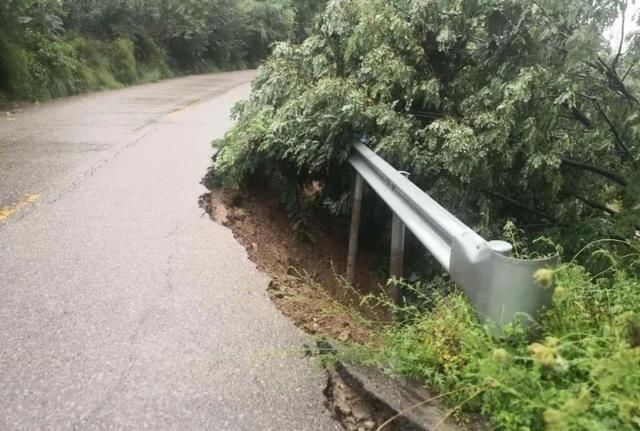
[360,249,640,430]
[2,0,322,102]
[69,36,122,91]
[26,31,86,99]
[108,37,138,85]
[0,34,32,98]
[133,33,171,82]
[211,0,640,254]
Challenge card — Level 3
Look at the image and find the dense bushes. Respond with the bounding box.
[107,38,135,85]
[1,0,327,102]
[211,0,640,255]
[0,29,86,100]
[0,32,170,101]
[0,36,32,99]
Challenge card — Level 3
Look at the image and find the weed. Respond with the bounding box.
[109,37,138,85]
[342,243,640,430]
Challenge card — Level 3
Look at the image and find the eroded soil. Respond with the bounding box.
[204,187,388,344]
[201,186,417,430]
[201,185,482,431]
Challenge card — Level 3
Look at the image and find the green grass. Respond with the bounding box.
[344,242,640,430]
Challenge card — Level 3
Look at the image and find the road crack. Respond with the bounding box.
[71,221,184,429]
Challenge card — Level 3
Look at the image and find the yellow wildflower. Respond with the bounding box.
[533,268,554,289]
[492,348,511,364]
[528,342,557,367]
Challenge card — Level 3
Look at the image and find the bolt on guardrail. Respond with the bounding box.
[346,141,558,330]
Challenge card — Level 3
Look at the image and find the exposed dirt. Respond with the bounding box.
[204,186,389,345]
[325,370,386,431]
[202,185,487,430]
[202,186,417,429]
[201,185,481,431]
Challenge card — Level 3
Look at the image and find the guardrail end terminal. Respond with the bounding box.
[451,233,558,334]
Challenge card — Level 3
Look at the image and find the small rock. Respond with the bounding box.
[351,404,370,421]
[251,242,259,252]
[338,330,351,342]
[338,405,352,416]
[362,420,377,430]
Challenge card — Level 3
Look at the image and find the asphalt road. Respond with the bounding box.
[0,72,340,430]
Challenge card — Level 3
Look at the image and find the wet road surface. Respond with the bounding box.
[0,72,339,430]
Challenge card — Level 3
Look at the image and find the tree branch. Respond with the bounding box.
[622,56,639,82]
[612,0,627,70]
[577,93,636,162]
[480,189,556,221]
[594,100,636,161]
[561,158,629,186]
[599,56,639,104]
[569,106,592,128]
[585,58,640,104]
[573,194,618,216]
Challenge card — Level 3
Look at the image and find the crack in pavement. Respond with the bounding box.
[69,221,185,429]
[0,78,251,229]
[0,125,158,229]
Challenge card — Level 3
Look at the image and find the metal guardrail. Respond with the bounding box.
[346,141,558,329]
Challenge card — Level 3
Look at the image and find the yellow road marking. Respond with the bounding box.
[0,193,41,221]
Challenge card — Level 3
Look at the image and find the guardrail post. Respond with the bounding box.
[389,213,405,303]
[389,171,409,303]
[346,173,364,285]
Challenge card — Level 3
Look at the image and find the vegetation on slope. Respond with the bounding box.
[211,0,640,254]
[345,247,640,430]
[0,0,326,102]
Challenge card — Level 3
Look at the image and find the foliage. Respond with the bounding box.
[109,37,138,85]
[24,30,84,99]
[290,0,327,41]
[211,0,640,254]
[350,245,640,430]
[241,1,296,66]
[1,0,327,101]
[60,0,324,70]
[0,35,32,98]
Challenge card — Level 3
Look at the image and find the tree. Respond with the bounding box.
[2,0,322,100]
[212,0,640,251]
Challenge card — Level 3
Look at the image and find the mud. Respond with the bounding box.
[202,187,429,430]
[204,186,388,344]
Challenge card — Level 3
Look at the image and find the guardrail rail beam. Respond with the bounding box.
[347,141,558,331]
